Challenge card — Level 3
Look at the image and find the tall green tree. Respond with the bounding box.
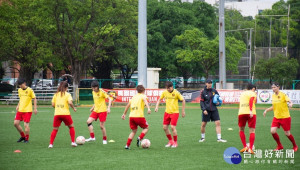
[254,55,299,86]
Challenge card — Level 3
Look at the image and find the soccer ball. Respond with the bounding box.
[141,139,151,149]
[76,136,85,145]
[246,143,255,150]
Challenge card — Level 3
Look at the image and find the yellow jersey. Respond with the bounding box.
[160,89,184,114]
[52,92,73,115]
[129,93,147,118]
[18,87,36,112]
[272,91,290,119]
[93,89,109,113]
[238,90,257,115]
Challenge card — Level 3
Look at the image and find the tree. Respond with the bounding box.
[254,55,299,86]
[0,0,53,86]
[175,28,246,79]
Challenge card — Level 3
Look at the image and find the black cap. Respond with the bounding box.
[205,79,212,83]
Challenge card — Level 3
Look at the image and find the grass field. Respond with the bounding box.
[0,105,299,170]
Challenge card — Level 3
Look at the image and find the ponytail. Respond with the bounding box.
[57,81,68,97]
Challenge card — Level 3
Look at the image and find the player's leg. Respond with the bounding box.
[63,115,76,147]
[126,129,137,149]
[199,121,207,142]
[271,117,283,150]
[163,113,173,147]
[14,120,25,142]
[100,121,107,144]
[212,110,226,142]
[248,115,256,154]
[137,118,149,147]
[238,115,247,151]
[99,112,108,144]
[49,116,62,148]
[271,127,283,150]
[23,122,30,143]
[23,112,32,143]
[170,113,179,148]
[282,118,298,151]
[86,113,97,142]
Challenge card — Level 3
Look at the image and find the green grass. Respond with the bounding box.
[0,106,299,170]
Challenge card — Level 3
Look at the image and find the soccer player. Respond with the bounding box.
[85,81,112,144]
[155,81,186,148]
[199,79,226,143]
[48,81,77,148]
[238,83,257,154]
[263,82,298,152]
[122,85,151,149]
[14,78,37,143]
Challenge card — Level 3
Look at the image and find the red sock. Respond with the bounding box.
[287,134,297,147]
[103,136,107,140]
[90,132,95,138]
[239,131,247,147]
[50,129,58,145]
[139,133,145,140]
[20,132,25,138]
[173,135,177,142]
[272,133,282,146]
[166,134,172,141]
[25,134,29,141]
[249,133,255,150]
[69,127,75,143]
[126,138,132,147]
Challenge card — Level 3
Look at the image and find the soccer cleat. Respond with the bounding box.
[48,144,53,148]
[217,138,227,143]
[17,137,25,143]
[293,145,298,152]
[103,140,107,144]
[273,145,284,151]
[171,141,178,148]
[71,142,77,147]
[124,145,130,149]
[248,148,255,154]
[240,147,248,153]
[24,140,29,143]
[137,137,141,147]
[165,140,174,148]
[199,138,205,142]
[85,137,96,142]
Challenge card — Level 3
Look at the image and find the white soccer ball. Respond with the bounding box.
[141,139,151,149]
[76,136,85,145]
[246,143,255,150]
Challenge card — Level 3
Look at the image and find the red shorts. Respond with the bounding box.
[271,117,291,131]
[238,114,256,128]
[129,117,148,130]
[163,113,179,126]
[89,111,107,122]
[15,112,32,123]
[53,115,73,127]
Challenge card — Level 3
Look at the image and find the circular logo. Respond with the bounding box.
[223,147,242,164]
[259,90,271,103]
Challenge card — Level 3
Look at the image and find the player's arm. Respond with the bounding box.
[263,106,273,117]
[16,101,20,111]
[181,99,186,118]
[90,104,95,112]
[33,97,37,115]
[107,97,112,114]
[288,100,293,108]
[249,97,255,118]
[155,98,161,112]
[200,90,207,115]
[51,102,55,108]
[122,102,130,120]
[68,100,77,112]
[143,97,151,114]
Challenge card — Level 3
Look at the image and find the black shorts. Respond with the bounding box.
[202,110,220,122]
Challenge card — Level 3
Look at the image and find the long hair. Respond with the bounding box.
[57,81,68,97]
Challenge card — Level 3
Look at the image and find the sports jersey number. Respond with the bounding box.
[56,104,64,108]
[131,107,138,110]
